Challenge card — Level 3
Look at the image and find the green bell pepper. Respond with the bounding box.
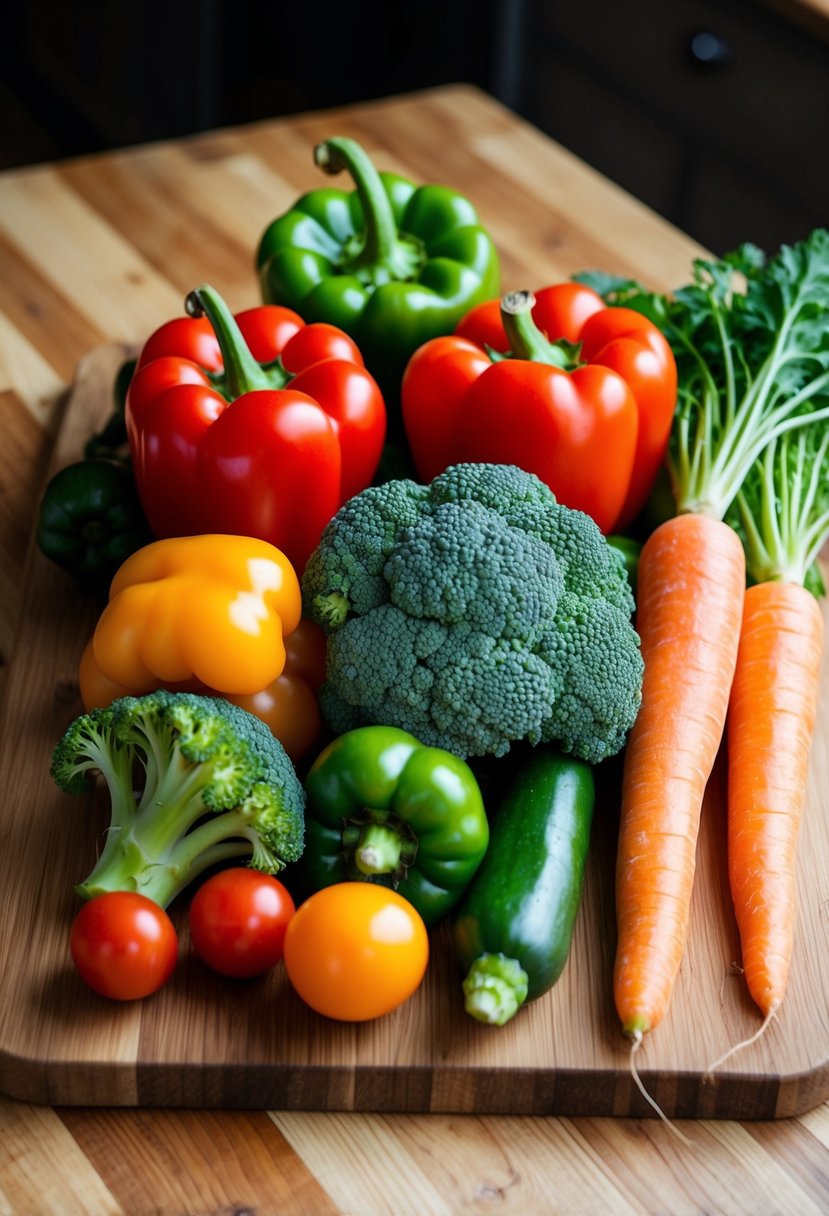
[36,459,152,587]
[296,725,490,926]
[255,136,501,418]
[83,357,136,461]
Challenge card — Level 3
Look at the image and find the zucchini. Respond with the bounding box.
[452,746,595,1025]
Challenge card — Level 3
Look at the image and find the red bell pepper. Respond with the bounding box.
[126,285,386,572]
[401,283,676,533]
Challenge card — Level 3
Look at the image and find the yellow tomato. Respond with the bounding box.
[283,883,429,1021]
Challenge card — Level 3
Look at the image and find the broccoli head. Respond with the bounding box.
[302,462,643,762]
[51,689,305,907]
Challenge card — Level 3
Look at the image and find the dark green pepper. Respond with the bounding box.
[453,746,595,1025]
[295,725,489,926]
[83,357,136,461]
[36,459,151,587]
[256,136,501,419]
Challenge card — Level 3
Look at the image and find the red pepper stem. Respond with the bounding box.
[501,290,572,370]
[186,285,275,399]
[313,137,422,283]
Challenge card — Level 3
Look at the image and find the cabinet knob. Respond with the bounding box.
[687,30,733,69]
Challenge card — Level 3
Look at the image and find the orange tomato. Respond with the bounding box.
[283,883,429,1021]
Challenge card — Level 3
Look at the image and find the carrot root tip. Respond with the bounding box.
[628,1033,694,1147]
[704,1006,779,1080]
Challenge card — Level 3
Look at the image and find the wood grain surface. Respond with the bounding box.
[1,82,829,1214]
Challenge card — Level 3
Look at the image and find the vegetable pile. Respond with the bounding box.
[38,132,829,1060]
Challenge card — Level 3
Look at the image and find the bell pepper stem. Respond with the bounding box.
[314,137,422,283]
[186,285,286,399]
[354,821,404,876]
[501,291,573,370]
[462,953,530,1026]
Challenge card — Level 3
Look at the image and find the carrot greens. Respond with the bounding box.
[733,424,829,592]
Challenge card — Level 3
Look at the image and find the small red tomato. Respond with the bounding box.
[70,892,178,1001]
[283,883,429,1021]
[188,869,296,979]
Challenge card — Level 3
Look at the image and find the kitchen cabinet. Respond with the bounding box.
[518,0,829,253]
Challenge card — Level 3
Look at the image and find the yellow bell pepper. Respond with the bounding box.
[79,618,326,763]
[89,534,301,696]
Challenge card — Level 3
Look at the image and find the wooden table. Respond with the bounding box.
[2,84,829,1215]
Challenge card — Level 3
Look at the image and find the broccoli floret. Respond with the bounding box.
[303,478,429,628]
[50,690,305,907]
[303,462,643,763]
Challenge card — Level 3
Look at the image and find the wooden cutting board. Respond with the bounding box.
[1,344,828,1120]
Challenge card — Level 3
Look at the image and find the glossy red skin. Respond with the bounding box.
[70,893,178,1001]
[403,283,676,532]
[127,306,386,573]
[188,869,296,979]
[461,360,638,532]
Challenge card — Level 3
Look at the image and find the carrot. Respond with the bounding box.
[714,419,829,1043]
[593,232,829,1052]
[613,513,746,1038]
[726,580,824,1019]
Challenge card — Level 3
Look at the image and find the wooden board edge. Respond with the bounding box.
[0,1047,139,1108]
[2,1047,826,1121]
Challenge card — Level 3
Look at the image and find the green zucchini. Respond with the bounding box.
[452,747,595,1025]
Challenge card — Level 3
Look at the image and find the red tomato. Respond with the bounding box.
[188,869,296,979]
[283,883,429,1021]
[70,892,178,1000]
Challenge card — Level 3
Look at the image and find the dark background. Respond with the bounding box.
[3,0,827,257]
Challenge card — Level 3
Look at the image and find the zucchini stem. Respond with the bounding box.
[462,953,529,1026]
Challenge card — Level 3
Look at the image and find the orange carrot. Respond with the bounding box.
[600,232,829,1049]
[727,580,824,1018]
[613,513,746,1038]
[716,416,829,1036]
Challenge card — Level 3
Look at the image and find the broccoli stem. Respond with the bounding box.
[78,742,261,906]
[134,750,217,858]
[77,805,262,907]
[462,953,530,1026]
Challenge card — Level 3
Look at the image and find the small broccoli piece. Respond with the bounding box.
[50,690,305,907]
[303,462,644,763]
[303,478,429,628]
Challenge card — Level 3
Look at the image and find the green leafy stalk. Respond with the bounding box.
[731,423,829,592]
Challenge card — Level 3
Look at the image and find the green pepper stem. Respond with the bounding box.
[354,822,404,876]
[500,291,572,370]
[185,285,288,399]
[313,137,421,283]
[462,953,529,1026]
